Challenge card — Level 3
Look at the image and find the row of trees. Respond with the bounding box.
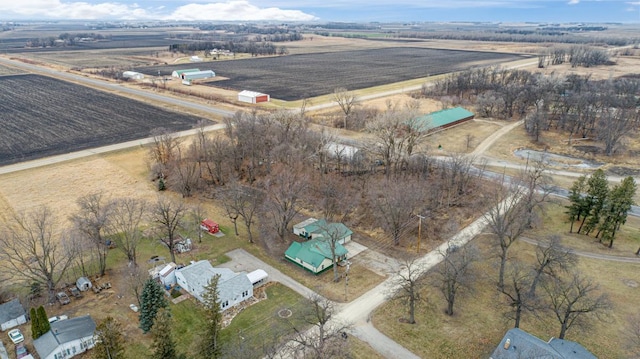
[427,67,640,155]
[537,45,610,68]
[566,169,637,248]
[169,41,288,56]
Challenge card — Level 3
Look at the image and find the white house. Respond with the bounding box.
[0,299,26,331]
[33,315,96,359]
[175,260,253,311]
[149,262,178,287]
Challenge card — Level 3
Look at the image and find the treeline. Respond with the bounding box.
[169,41,287,56]
[25,32,109,47]
[495,26,607,36]
[425,67,640,155]
[397,31,636,46]
[538,46,610,68]
[172,31,302,43]
[197,23,302,35]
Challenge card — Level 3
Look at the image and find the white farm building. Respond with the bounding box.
[172,68,200,78]
[122,71,144,80]
[182,70,215,81]
[238,90,270,104]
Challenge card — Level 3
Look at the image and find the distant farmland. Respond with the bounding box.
[136,47,529,100]
[0,74,204,166]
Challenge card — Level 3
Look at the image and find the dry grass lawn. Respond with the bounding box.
[428,119,503,154]
[373,201,640,359]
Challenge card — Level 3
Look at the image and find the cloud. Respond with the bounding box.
[168,1,317,21]
[568,0,579,4]
[0,0,317,21]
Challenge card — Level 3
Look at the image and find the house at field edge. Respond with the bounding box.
[33,315,96,359]
[293,218,353,245]
[285,238,348,274]
[412,107,474,133]
[490,328,597,359]
[0,298,26,331]
[175,260,253,311]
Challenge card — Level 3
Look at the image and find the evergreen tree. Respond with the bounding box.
[94,316,126,359]
[139,279,168,333]
[30,307,40,339]
[198,275,222,358]
[579,169,609,234]
[37,306,50,335]
[149,308,180,359]
[597,176,636,248]
[565,175,587,233]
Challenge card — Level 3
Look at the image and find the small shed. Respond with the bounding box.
[200,219,220,234]
[238,90,270,104]
[0,299,26,331]
[182,70,215,81]
[76,277,92,292]
[293,218,318,236]
[172,68,200,78]
[122,71,144,80]
[190,56,203,62]
[247,269,268,288]
[150,262,178,287]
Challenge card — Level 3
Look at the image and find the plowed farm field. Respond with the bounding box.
[136,47,529,100]
[0,74,204,166]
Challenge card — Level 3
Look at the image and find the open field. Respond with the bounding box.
[373,217,640,358]
[135,47,529,101]
[0,63,27,76]
[0,74,206,166]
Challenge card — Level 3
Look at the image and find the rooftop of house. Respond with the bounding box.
[0,299,25,323]
[285,238,348,268]
[490,328,597,359]
[33,315,96,359]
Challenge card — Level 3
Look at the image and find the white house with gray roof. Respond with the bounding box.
[175,260,253,311]
[0,298,26,331]
[33,315,96,359]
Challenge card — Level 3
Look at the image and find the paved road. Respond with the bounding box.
[519,237,640,264]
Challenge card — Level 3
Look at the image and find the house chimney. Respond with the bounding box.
[503,338,511,350]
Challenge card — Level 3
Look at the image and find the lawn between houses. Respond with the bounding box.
[372,201,640,358]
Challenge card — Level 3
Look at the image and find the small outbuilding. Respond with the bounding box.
[76,277,92,292]
[247,269,268,288]
[0,299,26,331]
[200,219,220,234]
[238,90,270,104]
[293,218,353,244]
[122,71,144,80]
[172,68,200,78]
[149,262,178,287]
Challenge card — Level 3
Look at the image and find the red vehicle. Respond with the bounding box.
[200,219,219,234]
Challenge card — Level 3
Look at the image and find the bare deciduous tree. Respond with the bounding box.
[528,235,577,297]
[71,192,114,276]
[262,164,309,242]
[151,196,187,263]
[542,272,611,339]
[109,197,147,267]
[500,261,533,328]
[220,182,263,243]
[0,206,76,302]
[333,87,357,129]
[387,256,427,324]
[432,243,478,316]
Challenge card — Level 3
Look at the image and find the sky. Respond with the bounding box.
[0,0,638,23]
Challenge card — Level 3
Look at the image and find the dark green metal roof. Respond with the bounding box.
[414,107,474,131]
[285,239,348,269]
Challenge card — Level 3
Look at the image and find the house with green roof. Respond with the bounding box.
[293,218,353,244]
[413,107,474,133]
[285,238,348,274]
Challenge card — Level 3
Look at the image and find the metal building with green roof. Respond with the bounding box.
[414,107,475,132]
[171,68,200,78]
[285,239,348,274]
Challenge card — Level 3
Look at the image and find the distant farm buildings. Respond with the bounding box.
[238,90,270,104]
[190,55,203,62]
[181,70,215,81]
[172,68,200,78]
[122,71,144,80]
[414,107,475,133]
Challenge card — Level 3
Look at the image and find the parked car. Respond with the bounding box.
[16,343,28,358]
[48,315,68,323]
[8,329,23,344]
[56,292,70,305]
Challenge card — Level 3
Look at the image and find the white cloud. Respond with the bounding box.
[568,0,580,4]
[168,1,317,21]
[0,0,317,21]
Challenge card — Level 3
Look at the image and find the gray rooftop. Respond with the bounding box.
[33,315,96,359]
[490,328,597,359]
[0,299,25,323]
[177,260,251,304]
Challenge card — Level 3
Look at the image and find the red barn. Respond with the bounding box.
[200,219,220,234]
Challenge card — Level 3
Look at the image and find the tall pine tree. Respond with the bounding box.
[139,279,168,333]
[566,175,587,233]
[597,176,636,248]
[30,307,40,339]
[579,169,609,234]
[37,306,50,336]
[198,275,222,358]
[149,308,181,359]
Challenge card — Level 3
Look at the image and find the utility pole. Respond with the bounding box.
[344,262,350,302]
[416,214,425,253]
